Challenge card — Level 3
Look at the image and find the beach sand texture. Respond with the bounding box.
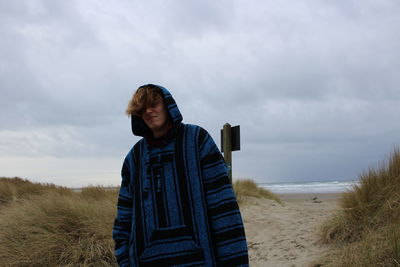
[241,193,339,267]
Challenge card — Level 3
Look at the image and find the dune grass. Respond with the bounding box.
[80,185,118,201]
[0,176,274,266]
[0,177,72,207]
[233,179,282,205]
[0,177,118,267]
[318,149,400,266]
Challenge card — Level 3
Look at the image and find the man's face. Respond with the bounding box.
[141,95,169,136]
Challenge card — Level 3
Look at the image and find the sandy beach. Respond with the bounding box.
[241,193,340,267]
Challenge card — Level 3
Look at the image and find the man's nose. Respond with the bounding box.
[145,107,153,114]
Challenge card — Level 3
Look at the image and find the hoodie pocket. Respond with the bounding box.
[139,225,205,266]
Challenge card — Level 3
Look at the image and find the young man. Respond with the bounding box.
[112,84,249,266]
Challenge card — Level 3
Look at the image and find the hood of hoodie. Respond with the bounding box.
[131,84,183,137]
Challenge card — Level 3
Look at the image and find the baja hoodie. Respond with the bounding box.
[112,85,249,267]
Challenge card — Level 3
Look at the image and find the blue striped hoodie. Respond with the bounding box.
[112,85,249,266]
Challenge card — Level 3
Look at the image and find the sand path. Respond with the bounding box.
[241,194,339,267]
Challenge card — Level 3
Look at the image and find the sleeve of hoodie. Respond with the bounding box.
[112,151,135,267]
[198,127,249,267]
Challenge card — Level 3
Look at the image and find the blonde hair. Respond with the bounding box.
[126,85,163,116]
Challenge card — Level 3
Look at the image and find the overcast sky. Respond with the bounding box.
[1,0,399,187]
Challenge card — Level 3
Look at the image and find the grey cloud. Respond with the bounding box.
[0,0,105,130]
[160,0,235,37]
[1,0,400,185]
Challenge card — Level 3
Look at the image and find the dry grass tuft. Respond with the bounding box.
[233,179,282,205]
[318,148,400,266]
[0,177,118,266]
[80,186,118,201]
[0,177,72,207]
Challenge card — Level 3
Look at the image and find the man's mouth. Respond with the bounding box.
[146,116,157,121]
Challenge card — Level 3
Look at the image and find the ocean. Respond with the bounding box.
[258,180,359,194]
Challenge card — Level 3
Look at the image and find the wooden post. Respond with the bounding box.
[223,123,232,184]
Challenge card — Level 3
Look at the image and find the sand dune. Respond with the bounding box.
[241,193,339,267]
